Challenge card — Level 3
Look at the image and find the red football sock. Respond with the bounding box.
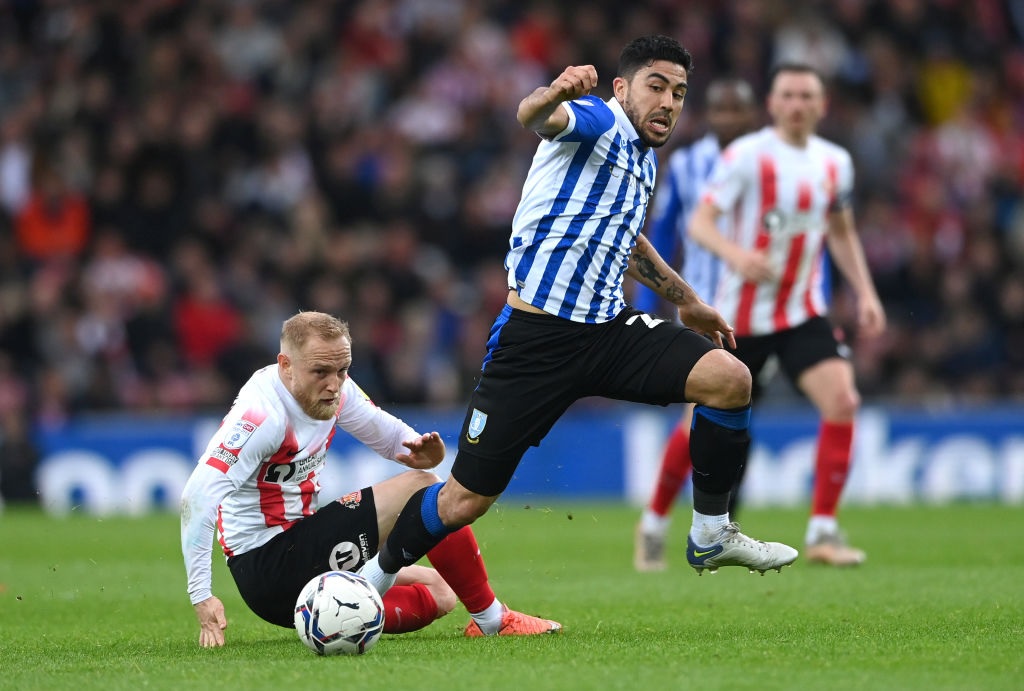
[425,526,495,614]
[382,583,438,634]
[811,420,854,517]
[649,422,693,516]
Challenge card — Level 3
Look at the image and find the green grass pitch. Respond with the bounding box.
[1,502,1021,690]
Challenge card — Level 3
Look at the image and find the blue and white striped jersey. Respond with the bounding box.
[507,95,657,323]
[634,133,722,313]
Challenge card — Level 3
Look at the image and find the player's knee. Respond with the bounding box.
[823,388,860,421]
[687,350,751,409]
[427,579,457,616]
[446,496,491,527]
[411,568,457,616]
[402,469,443,491]
[437,485,494,527]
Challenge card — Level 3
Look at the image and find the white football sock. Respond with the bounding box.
[806,515,839,543]
[470,598,504,635]
[690,510,730,546]
[640,509,670,535]
[358,554,397,596]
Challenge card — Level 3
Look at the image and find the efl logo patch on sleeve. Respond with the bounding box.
[223,419,258,450]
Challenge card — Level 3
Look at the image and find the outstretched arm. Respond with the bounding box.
[518,65,598,137]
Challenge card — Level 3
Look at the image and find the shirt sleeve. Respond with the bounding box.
[335,378,419,461]
[555,95,616,144]
[180,462,235,605]
[180,404,283,605]
[702,142,750,213]
[831,149,855,212]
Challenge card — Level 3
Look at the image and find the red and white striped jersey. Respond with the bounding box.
[702,126,853,336]
[181,365,418,605]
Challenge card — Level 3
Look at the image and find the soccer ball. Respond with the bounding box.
[294,570,386,655]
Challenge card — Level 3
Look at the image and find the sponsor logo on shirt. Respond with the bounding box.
[762,208,817,238]
[206,446,239,473]
[295,447,327,476]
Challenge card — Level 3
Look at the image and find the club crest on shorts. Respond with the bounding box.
[466,408,487,444]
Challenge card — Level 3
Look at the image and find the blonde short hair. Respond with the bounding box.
[280,311,351,351]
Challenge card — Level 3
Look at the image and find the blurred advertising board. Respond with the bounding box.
[29,405,1024,515]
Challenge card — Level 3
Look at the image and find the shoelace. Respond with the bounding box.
[721,522,770,548]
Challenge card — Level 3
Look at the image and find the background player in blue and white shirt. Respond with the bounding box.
[360,36,798,599]
[631,79,760,571]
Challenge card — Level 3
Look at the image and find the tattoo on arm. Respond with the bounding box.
[664,284,687,303]
[634,254,668,287]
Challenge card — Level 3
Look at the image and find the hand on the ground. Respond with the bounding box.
[194,596,227,648]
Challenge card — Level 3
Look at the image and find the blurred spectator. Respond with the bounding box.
[0,0,1020,429]
[14,159,91,263]
[172,267,244,368]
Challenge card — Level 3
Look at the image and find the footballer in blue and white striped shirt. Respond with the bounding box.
[508,48,695,324]
[363,38,798,600]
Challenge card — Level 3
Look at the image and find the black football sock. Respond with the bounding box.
[728,452,750,516]
[378,483,453,573]
[689,404,751,516]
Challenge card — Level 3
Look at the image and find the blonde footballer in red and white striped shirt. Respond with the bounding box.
[180,311,559,647]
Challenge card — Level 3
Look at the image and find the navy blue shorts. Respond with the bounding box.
[227,488,379,627]
[451,305,717,496]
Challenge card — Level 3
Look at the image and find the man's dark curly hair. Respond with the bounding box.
[618,35,693,79]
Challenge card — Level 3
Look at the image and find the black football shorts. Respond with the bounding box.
[451,304,717,496]
[732,316,848,399]
[227,488,379,627]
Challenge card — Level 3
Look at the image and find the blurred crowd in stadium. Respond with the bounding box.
[1,0,1024,498]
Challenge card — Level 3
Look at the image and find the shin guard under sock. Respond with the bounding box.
[689,405,751,516]
[382,584,439,634]
[811,420,854,517]
[426,526,495,614]
[378,483,454,573]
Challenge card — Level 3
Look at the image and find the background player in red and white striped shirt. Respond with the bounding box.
[180,311,558,647]
[688,64,886,566]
